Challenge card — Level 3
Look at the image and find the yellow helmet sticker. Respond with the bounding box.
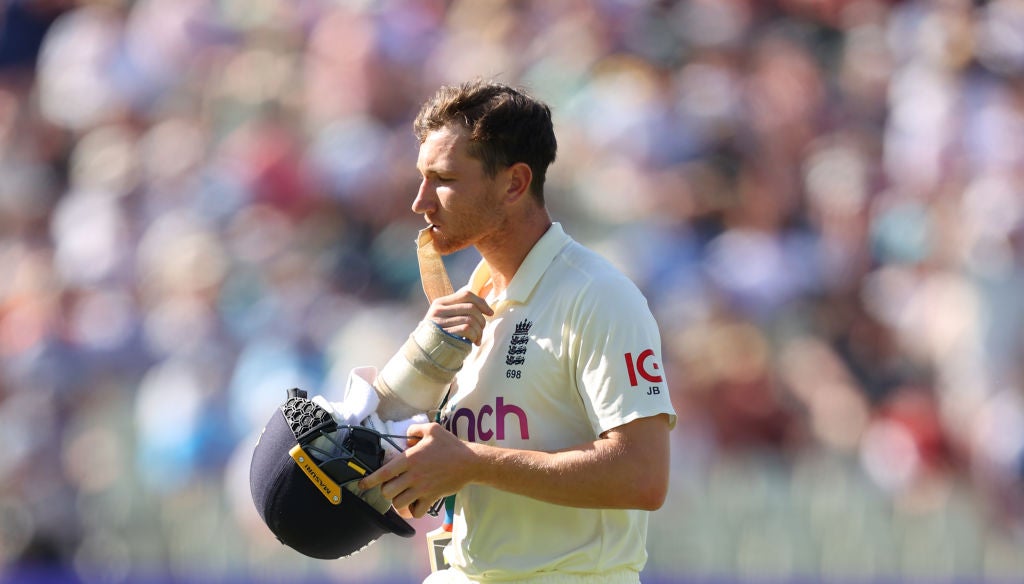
[289,444,342,505]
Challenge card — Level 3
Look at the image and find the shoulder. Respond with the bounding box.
[552,240,653,317]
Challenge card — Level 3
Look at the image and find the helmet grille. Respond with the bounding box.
[281,396,337,442]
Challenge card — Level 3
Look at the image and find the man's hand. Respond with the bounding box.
[426,288,493,345]
[358,422,476,518]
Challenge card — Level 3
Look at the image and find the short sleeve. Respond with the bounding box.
[569,276,677,435]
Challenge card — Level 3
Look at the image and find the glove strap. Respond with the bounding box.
[417,227,454,303]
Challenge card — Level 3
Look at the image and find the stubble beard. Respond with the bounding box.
[433,189,507,257]
[429,228,466,256]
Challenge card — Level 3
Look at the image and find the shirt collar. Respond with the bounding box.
[468,222,570,309]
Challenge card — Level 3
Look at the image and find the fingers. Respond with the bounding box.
[403,422,427,449]
[389,483,422,516]
[392,497,429,519]
[406,497,433,518]
[392,489,441,519]
[357,424,452,518]
[432,314,484,345]
[357,455,431,518]
[427,289,494,345]
[358,455,401,491]
[458,288,495,316]
[429,290,493,321]
[359,423,428,492]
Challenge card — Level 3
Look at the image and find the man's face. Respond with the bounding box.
[413,125,507,255]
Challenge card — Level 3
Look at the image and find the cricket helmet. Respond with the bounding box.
[249,388,415,559]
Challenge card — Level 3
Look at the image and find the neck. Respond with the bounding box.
[477,207,552,296]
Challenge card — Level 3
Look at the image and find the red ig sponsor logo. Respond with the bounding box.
[624,349,663,395]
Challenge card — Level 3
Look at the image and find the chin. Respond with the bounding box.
[431,232,470,255]
[433,239,469,256]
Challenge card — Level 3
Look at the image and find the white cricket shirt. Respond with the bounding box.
[439,223,677,582]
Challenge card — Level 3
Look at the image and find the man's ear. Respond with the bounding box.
[503,162,533,203]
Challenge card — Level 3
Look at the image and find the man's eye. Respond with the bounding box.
[437,177,454,183]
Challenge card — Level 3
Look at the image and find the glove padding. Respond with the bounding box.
[372,320,471,420]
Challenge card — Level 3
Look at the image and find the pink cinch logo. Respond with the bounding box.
[444,397,530,442]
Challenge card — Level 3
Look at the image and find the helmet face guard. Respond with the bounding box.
[250,389,414,559]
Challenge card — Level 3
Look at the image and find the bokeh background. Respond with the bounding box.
[2,0,1024,582]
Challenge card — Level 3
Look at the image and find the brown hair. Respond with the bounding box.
[414,80,557,203]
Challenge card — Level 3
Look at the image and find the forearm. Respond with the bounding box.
[464,414,672,511]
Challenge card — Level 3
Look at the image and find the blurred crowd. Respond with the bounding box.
[2,0,1024,582]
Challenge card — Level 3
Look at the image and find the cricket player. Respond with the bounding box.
[360,80,677,584]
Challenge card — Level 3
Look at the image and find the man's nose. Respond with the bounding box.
[412,180,435,214]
